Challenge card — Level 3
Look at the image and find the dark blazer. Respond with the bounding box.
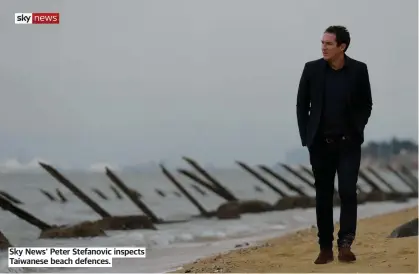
[296,55,372,147]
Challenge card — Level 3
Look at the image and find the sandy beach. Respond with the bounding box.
[175,206,418,273]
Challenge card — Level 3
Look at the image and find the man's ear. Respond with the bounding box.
[340,43,347,52]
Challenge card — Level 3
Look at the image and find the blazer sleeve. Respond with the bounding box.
[296,63,311,146]
[359,63,373,129]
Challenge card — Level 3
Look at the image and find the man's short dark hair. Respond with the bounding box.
[325,25,351,52]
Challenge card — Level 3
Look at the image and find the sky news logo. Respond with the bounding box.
[15,13,60,24]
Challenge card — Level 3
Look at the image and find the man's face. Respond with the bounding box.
[321,32,345,61]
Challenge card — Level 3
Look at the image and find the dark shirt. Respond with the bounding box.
[320,64,351,137]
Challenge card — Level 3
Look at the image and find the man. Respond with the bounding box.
[296,26,372,264]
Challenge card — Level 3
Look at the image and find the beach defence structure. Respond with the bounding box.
[175,158,415,219]
[236,161,288,197]
[254,185,264,192]
[172,191,182,197]
[291,163,405,203]
[386,165,418,194]
[105,167,160,223]
[280,164,344,205]
[0,160,414,240]
[56,188,68,203]
[0,230,12,250]
[191,184,207,196]
[178,168,234,201]
[92,188,109,200]
[360,165,417,200]
[178,157,275,219]
[110,185,124,199]
[39,162,157,231]
[105,167,190,225]
[0,193,105,239]
[163,163,271,220]
[236,161,316,209]
[358,168,408,202]
[401,166,418,193]
[155,188,166,197]
[400,165,418,186]
[299,163,417,197]
[0,191,23,205]
[258,165,309,197]
[39,188,56,202]
[365,166,413,201]
[39,162,111,218]
[38,188,67,203]
[298,164,370,204]
[160,164,213,218]
[290,164,416,203]
[177,168,245,219]
[257,164,316,208]
[182,157,238,201]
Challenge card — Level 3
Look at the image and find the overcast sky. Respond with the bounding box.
[0,0,417,168]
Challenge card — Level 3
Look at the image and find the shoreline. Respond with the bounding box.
[173,205,418,273]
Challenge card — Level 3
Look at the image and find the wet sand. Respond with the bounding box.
[175,206,418,273]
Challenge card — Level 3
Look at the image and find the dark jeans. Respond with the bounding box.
[308,135,361,249]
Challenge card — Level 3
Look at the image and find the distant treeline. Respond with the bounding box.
[362,138,418,158]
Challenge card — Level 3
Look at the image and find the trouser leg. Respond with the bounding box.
[309,141,338,249]
[337,139,361,248]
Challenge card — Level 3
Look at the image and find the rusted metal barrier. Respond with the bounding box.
[39,189,56,202]
[155,188,166,197]
[281,164,343,205]
[258,165,309,197]
[56,188,68,203]
[253,185,263,192]
[160,164,212,218]
[0,194,51,231]
[39,162,156,231]
[358,169,394,201]
[39,162,111,218]
[366,166,408,201]
[258,165,316,209]
[0,230,12,250]
[401,165,418,186]
[301,164,366,195]
[0,194,105,239]
[110,185,123,199]
[179,158,274,219]
[105,168,160,223]
[178,169,233,201]
[236,161,288,197]
[300,165,314,178]
[386,165,418,194]
[0,191,23,204]
[236,161,315,209]
[191,184,207,196]
[182,157,238,201]
[105,168,189,224]
[92,188,108,200]
[281,164,322,193]
[172,191,182,197]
